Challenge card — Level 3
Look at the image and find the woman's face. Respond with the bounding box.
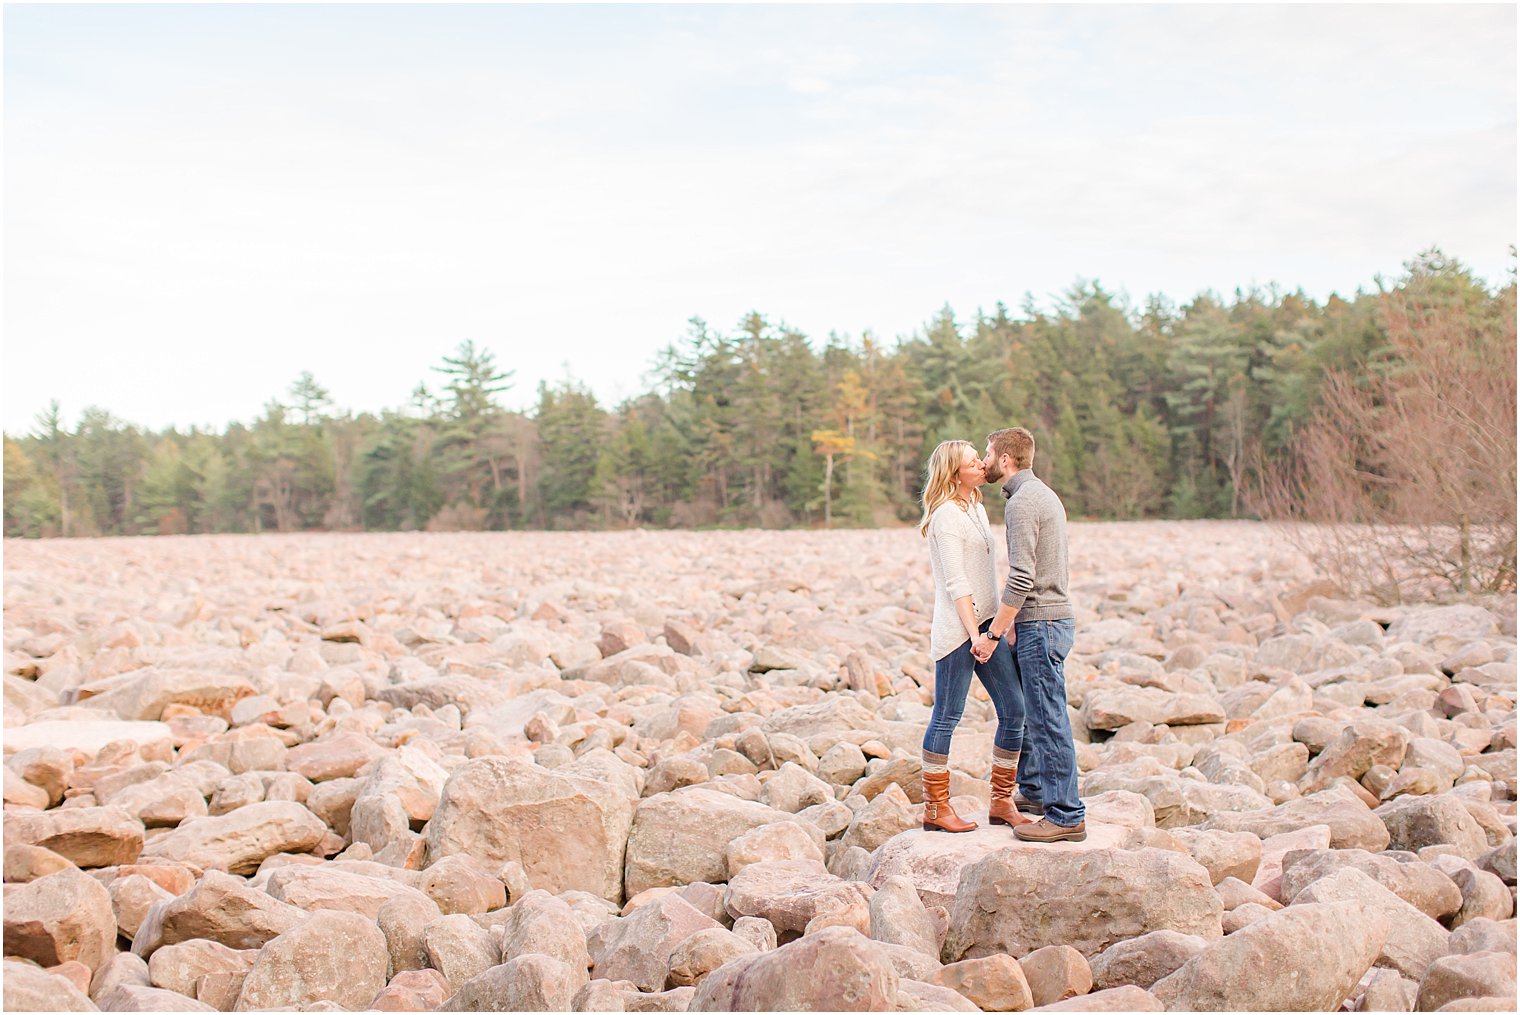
[955,447,986,490]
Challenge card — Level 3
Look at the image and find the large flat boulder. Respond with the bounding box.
[263,864,436,918]
[944,846,1222,961]
[869,820,1131,911]
[759,697,883,743]
[1387,605,1500,647]
[3,806,144,868]
[136,870,306,957]
[140,801,326,874]
[3,720,172,759]
[75,668,253,721]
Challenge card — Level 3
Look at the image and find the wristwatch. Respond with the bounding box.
[986,627,1003,641]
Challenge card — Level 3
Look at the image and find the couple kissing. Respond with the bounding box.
[918,427,1084,843]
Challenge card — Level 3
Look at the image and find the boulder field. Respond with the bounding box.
[3,522,1515,1011]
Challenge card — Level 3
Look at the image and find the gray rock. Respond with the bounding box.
[1477,839,1516,885]
[895,977,981,1012]
[1354,968,1417,1012]
[376,889,443,974]
[1377,796,1491,860]
[1028,984,1165,1011]
[666,927,757,988]
[1450,867,1515,928]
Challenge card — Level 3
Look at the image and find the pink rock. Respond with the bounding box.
[689,926,898,1011]
[868,819,1130,911]
[1020,945,1093,1007]
[1251,823,1332,902]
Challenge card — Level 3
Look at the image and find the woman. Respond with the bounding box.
[919,439,1030,832]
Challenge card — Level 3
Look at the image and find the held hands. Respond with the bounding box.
[971,632,996,663]
[972,627,1014,663]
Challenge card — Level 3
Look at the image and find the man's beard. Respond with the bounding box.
[982,458,1005,484]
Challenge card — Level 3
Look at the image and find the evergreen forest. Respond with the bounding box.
[4,249,1513,539]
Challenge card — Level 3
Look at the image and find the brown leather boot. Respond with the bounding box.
[921,771,977,832]
[988,764,1033,827]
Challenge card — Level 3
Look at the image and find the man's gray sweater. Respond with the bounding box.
[1000,469,1074,621]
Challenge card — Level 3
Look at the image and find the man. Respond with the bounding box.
[971,427,1084,842]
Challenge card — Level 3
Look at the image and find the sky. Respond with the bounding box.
[4,3,1515,435]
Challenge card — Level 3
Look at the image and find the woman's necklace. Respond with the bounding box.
[958,494,994,556]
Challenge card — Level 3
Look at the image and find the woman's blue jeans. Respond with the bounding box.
[1011,618,1085,827]
[923,619,1026,757]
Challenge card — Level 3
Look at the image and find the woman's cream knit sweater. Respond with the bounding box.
[926,500,999,660]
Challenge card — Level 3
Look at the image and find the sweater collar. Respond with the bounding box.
[1001,468,1036,499]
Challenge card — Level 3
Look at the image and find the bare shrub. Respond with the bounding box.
[425,502,490,532]
[668,495,721,528]
[758,498,794,529]
[1255,285,1517,602]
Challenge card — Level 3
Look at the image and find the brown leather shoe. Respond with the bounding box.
[1013,817,1086,842]
[1014,793,1045,816]
[988,765,1033,827]
[922,771,976,832]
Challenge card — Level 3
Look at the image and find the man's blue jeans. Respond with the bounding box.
[1011,618,1085,827]
[923,620,1026,757]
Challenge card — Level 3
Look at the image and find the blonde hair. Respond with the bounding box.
[919,440,981,536]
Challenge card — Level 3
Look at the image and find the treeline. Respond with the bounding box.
[4,249,1513,538]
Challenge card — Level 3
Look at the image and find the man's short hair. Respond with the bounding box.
[987,427,1035,470]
